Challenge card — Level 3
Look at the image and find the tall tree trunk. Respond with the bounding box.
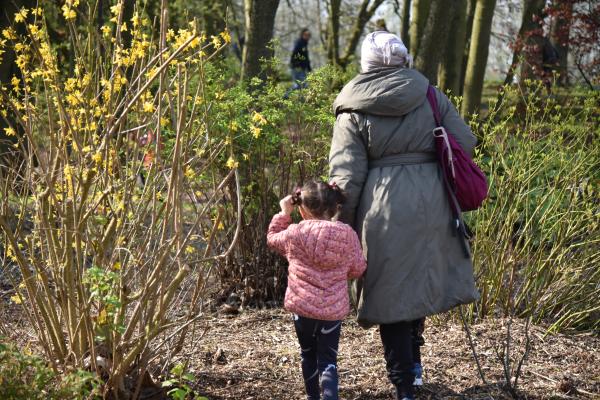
[327,0,342,65]
[241,0,280,81]
[339,0,387,68]
[502,0,546,87]
[0,0,34,158]
[461,0,497,117]
[409,0,431,59]
[518,0,546,81]
[401,0,412,47]
[550,1,573,86]
[199,0,229,39]
[459,0,477,95]
[414,0,454,84]
[438,0,468,94]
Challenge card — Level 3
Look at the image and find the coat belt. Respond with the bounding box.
[368,152,437,169]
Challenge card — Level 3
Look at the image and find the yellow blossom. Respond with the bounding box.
[166,29,175,41]
[2,28,16,40]
[217,221,224,230]
[143,101,155,113]
[226,157,238,169]
[252,111,267,125]
[113,262,121,270]
[28,24,40,37]
[14,8,28,23]
[184,166,196,180]
[220,30,231,44]
[101,25,111,37]
[4,127,15,136]
[97,309,107,324]
[229,121,239,132]
[211,35,221,48]
[62,5,76,20]
[251,125,261,139]
[10,294,22,304]
[185,246,195,255]
[92,151,103,164]
[131,13,141,28]
[64,164,73,177]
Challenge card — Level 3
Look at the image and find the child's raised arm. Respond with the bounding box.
[266,195,296,255]
[346,229,367,279]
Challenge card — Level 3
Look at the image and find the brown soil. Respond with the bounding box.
[1,301,598,400]
[176,308,599,400]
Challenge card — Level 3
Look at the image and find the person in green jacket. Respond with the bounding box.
[329,31,480,400]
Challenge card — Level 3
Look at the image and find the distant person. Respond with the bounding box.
[542,36,560,93]
[267,180,366,400]
[285,28,312,97]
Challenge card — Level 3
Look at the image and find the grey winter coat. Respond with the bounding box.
[329,67,480,327]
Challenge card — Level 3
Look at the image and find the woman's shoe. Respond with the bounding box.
[412,363,423,386]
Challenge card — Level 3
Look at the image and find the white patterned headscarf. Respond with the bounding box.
[360,31,413,73]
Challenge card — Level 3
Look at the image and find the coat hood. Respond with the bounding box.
[333,67,429,117]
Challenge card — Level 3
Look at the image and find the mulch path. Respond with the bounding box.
[1,299,598,399]
[177,308,599,400]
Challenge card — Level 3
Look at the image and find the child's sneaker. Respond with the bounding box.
[412,363,423,386]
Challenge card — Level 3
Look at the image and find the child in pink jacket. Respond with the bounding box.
[267,180,366,400]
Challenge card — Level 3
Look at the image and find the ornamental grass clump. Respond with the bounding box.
[0,1,239,397]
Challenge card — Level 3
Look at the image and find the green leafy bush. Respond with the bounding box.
[0,340,101,400]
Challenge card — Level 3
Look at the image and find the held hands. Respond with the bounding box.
[279,195,295,215]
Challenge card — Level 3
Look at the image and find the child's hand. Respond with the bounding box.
[279,195,294,215]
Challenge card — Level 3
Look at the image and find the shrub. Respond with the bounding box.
[0,339,101,399]
[0,2,239,396]
[466,82,599,331]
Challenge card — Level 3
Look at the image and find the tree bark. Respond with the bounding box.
[459,0,477,95]
[338,0,387,68]
[414,0,453,84]
[500,0,545,86]
[550,1,573,86]
[327,0,342,65]
[518,0,546,81]
[241,0,280,81]
[0,0,34,158]
[438,0,468,94]
[408,0,431,59]
[461,0,497,117]
[401,0,412,47]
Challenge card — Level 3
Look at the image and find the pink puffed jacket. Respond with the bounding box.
[267,213,367,321]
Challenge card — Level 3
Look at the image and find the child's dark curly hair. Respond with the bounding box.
[291,180,346,220]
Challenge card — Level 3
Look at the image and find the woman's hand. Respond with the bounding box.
[279,195,295,215]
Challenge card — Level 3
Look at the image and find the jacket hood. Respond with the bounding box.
[333,67,429,117]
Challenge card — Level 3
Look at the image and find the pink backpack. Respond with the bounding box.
[426,86,488,214]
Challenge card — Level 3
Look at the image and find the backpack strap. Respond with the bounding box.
[426,85,442,127]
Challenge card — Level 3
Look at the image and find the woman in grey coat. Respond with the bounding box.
[329,32,480,399]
